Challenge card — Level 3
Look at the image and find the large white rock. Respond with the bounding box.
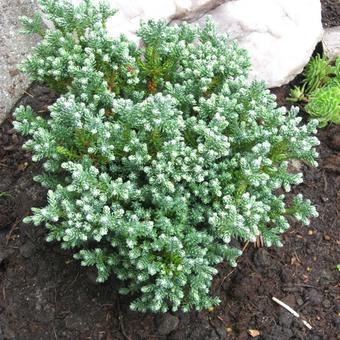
[52,0,325,88]
[198,0,323,87]
[323,26,340,62]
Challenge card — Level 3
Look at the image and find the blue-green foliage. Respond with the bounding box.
[14,0,319,312]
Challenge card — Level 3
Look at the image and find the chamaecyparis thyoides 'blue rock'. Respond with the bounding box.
[14,0,319,312]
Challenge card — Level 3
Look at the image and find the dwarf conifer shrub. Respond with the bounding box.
[14,0,319,312]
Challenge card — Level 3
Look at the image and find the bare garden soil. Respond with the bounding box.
[321,0,340,27]
[1,3,340,339]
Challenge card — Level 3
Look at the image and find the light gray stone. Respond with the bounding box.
[197,0,323,88]
[157,314,179,335]
[71,0,323,87]
[323,26,340,62]
[0,0,41,125]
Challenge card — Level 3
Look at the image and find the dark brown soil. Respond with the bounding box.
[321,0,340,28]
[1,84,339,340]
[1,2,340,340]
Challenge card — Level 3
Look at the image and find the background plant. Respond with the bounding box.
[14,0,319,312]
[287,54,340,127]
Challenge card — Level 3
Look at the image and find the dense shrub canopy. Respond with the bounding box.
[14,0,319,312]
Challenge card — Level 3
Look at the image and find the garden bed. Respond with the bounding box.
[0,3,339,340]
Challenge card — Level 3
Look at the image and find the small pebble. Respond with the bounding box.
[215,326,227,338]
[305,289,323,305]
[322,299,331,308]
[296,296,304,306]
[157,314,179,336]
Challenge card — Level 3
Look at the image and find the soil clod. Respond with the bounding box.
[157,313,179,335]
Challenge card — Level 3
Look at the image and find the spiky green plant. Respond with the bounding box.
[305,86,340,127]
[287,55,340,127]
[303,54,332,94]
[287,84,306,103]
